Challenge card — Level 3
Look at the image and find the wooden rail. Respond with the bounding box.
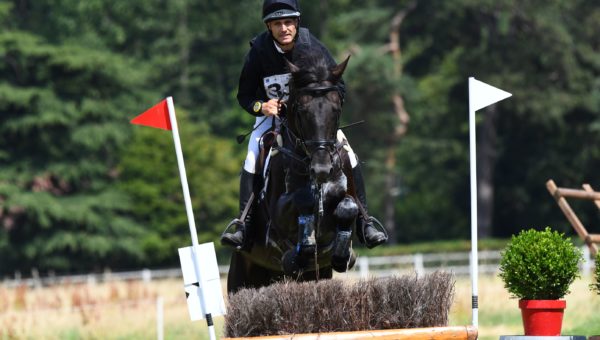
[223,326,478,340]
[547,179,600,256]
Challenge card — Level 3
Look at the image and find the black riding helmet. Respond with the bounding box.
[262,0,301,23]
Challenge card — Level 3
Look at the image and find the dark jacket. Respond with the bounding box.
[237,27,345,116]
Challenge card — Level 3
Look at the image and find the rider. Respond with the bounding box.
[220,0,388,250]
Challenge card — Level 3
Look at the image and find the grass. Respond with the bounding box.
[1,273,599,339]
[0,279,220,339]
[355,238,510,257]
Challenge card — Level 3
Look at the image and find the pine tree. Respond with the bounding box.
[0,16,152,274]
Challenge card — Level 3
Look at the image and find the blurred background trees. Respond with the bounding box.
[1,0,599,275]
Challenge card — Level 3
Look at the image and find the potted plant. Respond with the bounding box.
[499,227,582,336]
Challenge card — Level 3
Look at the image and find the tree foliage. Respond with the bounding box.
[0,25,150,273]
[1,0,600,274]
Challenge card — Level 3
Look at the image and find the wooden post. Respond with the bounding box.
[546,179,599,256]
[583,183,600,209]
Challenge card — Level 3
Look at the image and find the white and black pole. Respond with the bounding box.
[166,96,217,340]
[468,77,511,328]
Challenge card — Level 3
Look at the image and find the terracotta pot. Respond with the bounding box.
[519,299,566,336]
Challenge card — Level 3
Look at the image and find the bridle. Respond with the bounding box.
[286,84,343,169]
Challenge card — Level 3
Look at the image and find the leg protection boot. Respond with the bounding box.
[221,170,255,249]
[352,165,388,248]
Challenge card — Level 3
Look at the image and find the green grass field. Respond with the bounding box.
[1,274,599,339]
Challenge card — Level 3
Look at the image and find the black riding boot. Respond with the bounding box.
[221,170,254,249]
[353,165,388,248]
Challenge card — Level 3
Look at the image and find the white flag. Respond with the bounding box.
[469,77,512,112]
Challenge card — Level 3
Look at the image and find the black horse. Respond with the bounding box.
[227,55,359,293]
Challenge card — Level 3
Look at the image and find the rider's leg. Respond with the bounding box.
[220,116,273,249]
[352,163,388,248]
[337,130,388,248]
[220,169,254,248]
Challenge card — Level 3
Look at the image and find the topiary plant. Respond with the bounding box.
[499,227,582,300]
[591,251,600,295]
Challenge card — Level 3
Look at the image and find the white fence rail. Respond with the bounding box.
[3,247,595,288]
[350,250,503,278]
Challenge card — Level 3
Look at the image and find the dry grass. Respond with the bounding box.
[224,271,455,337]
[0,279,213,339]
[1,273,599,339]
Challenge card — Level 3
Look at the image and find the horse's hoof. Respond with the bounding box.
[331,254,350,273]
[282,250,301,276]
[299,244,316,257]
[332,248,355,273]
[332,231,352,273]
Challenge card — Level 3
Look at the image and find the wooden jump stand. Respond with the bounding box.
[546,179,600,256]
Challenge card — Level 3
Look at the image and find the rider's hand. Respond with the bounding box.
[262,99,282,117]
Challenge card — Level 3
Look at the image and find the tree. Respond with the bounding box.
[0,12,152,274]
[118,114,242,266]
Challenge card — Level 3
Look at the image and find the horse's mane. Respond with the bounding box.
[288,52,335,90]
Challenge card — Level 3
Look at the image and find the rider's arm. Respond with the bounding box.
[237,47,265,117]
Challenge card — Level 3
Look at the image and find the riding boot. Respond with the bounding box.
[221,170,255,249]
[352,164,388,249]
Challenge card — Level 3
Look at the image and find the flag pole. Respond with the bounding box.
[166,96,217,340]
[468,77,479,328]
[467,77,512,329]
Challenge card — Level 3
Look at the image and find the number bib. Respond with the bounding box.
[263,73,291,101]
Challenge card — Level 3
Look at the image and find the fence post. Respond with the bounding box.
[156,296,164,340]
[359,256,369,278]
[31,268,42,289]
[143,268,152,283]
[582,246,591,277]
[414,253,424,276]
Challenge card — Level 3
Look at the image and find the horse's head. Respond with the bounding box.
[286,54,350,183]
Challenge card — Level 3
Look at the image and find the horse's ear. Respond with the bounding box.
[331,55,351,81]
[285,59,300,73]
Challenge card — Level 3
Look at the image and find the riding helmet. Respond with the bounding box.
[262,0,301,23]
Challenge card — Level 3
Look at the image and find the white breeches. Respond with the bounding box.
[244,116,276,174]
[243,116,359,174]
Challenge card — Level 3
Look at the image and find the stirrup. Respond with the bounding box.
[361,216,388,249]
[220,219,246,249]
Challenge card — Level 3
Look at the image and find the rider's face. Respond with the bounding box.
[267,18,298,49]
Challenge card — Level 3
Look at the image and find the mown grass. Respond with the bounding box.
[1,273,599,339]
[355,238,511,257]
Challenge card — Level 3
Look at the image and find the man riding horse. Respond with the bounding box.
[221,0,387,251]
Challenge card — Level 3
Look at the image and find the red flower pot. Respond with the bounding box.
[519,299,566,336]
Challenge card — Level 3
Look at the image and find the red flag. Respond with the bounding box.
[131,99,172,130]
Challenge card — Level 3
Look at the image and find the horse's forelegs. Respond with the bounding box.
[331,195,358,272]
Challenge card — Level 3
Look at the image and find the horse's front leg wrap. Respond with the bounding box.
[331,196,358,272]
[297,214,316,255]
[293,187,316,256]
